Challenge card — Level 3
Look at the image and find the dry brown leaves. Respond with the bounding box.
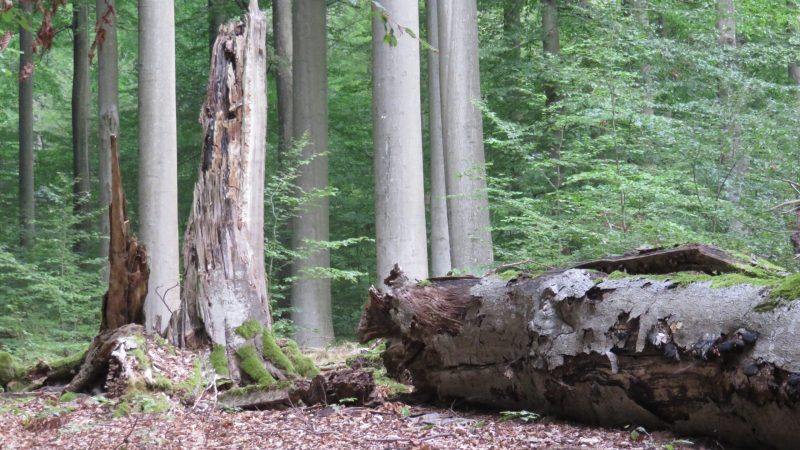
[0,393,709,450]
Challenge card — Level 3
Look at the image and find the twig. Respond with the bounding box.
[114,416,140,449]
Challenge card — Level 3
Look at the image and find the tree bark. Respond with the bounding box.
[273,0,293,158]
[96,0,119,275]
[372,1,428,284]
[18,0,34,248]
[437,0,493,273]
[426,0,450,277]
[541,0,563,190]
[359,248,800,449]
[290,0,334,347]
[169,5,270,383]
[101,135,148,332]
[72,2,91,252]
[138,0,181,334]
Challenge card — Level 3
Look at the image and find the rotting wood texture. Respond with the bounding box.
[168,6,270,384]
[359,246,800,449]
[101,135,148,332]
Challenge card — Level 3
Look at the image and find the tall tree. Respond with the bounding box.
[716,0,744,232]
[372,2,428,283]
[97,0,119,270]
[171,3,271,382]
[18,0,34,248]
[138,0,181,334]
[273,0,292,157]
[625,0,653,115]
[437,0,493,272]
[291,0,333,347]
[541,0,563,189]
[789,0,799,95]
[426,0,450,277]
[72,1,90,251]
[208,0,225,54]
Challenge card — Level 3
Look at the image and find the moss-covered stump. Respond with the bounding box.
[359,253,800,450]
[0,352,21,390]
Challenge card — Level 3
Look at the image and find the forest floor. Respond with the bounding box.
[0,342,715,450]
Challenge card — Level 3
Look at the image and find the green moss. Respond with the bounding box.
[261,332,295,374]
[113,391,171,417]
[605,270,777,289]
[372,367,410,396]
[235,320,264,340]
[755,272,800,311]
[130,347,150,370]
[498,270,522,281]
[210,345,230,377]
[0,351,19,386]
[416,279,432,287]
[281,339,319,378]
[236,345,275,386]
[152,375,174,392]
[59,392,77,403]
[49,349,87,373]
[225,380,295,397]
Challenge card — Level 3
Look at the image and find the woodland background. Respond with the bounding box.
[0,0,798,362]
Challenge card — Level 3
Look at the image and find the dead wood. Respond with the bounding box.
[101,135,148,332]
[359,250,800,449]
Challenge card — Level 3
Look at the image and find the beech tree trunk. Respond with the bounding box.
[426,0,451,277]
[541,0,563,190]
[72,2,91,252]
[18,0,34,248]
[437,0,493,272]
[138,0,181,334]
[273,0,293,158]
[291,0,334,347]
[372,1,428,284]
[96,0,119,273]
[359,246,800,449]
[169,5,270,379]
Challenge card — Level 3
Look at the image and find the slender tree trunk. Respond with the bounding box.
[273,0,293,158]
[625,0,653,115]
[97,0,119,274]
[426,0,450,277]
[789,1,800,255]
[18,0,34,248]
[372,1,428,284]
[437,0,493,272]
[208,0,225,57]
[502,0,524,62]
[541,0,563,190]
[716,0,745,233]
[170,6,270,383]
[72,2,91,252]
[291,0,333,347]
[138,0,181,334]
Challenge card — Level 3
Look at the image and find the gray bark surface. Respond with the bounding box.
[96,0,119,270]
[437,0,493,273]
[359,262,800,449]
[138,0,181,334]
[170,9,270,379]
[72,2,91,251]
[542,0,563,189]
[290,0,334,347]
[18,0,34,248]
[273,0,293,157]
[426,0,451,277]
[372,1,429,284]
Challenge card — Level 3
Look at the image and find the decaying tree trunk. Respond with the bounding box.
[61,140,149,392]
[101,135,149,331]
[168,5,272,383]
[359,245,800,449]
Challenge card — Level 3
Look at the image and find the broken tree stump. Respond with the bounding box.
[359,246,800,449]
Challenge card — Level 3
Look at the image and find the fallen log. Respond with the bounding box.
[358,247,800,449]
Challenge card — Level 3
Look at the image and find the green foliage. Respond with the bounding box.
[235,345,276,386]
[262,331,295,375]
[113,391,171,418]
[209,345,229,377]
[499,410,541,423]
[58,392,77,403]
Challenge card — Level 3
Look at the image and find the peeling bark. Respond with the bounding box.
[169,7,270,383]
[359,250,800,449]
